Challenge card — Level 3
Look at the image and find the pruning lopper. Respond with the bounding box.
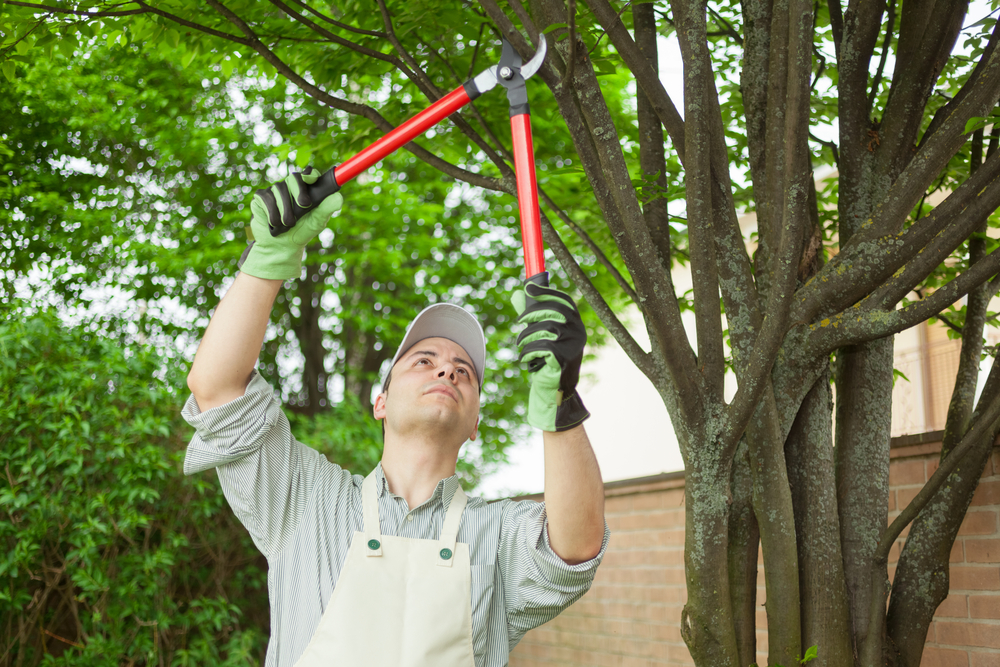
[265,36,549,282]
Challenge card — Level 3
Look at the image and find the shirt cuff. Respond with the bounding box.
[181,370,279,474]
[531,507,610,581]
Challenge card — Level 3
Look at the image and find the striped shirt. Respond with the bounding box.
[181,370,609,667]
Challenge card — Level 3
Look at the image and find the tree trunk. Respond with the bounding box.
[834,338,894,663]
[293,260,328,414]
[728,438,759,667]
[785,370,854,667]
[747,392,801,667]
[681,455,742,667]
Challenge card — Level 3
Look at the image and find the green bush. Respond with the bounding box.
[0,308,269,666]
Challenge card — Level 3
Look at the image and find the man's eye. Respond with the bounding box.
[416,358,430,365]
[457,368,469,376]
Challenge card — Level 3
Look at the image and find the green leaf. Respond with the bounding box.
[220,57,234,78]
[965,116,989,134]
[166,28,180,48]
[295,144,313,168]
[181,45,199,69]
[801,645,819,664]
[542,22,568,34]
[15,39,31,55]
[1,60,14,82]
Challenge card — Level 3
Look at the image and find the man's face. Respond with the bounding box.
[373,337,481,444]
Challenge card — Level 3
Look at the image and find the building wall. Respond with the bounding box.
[509,434,1000,667]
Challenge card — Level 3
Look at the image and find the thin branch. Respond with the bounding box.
[588,1,632,57]
[538,187,639,303]
[504,0,540,43]
[811,45,827,93]
[466,22,487,80]
[809,130,840,165]
[287,0,387,38]
[2,0,145,16]
[867,0,896,110]
[0,15,46,60]
[707,5,742,43]
[538,210,652,378]
[914,171,949,222]
[133,1,250,44]
[911,287,964,335]
[375,0,440,96]
[267,0,416,77]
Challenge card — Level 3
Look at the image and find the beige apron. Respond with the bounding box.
[293,471,476,667]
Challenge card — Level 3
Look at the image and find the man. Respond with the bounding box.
[182,169,608,667]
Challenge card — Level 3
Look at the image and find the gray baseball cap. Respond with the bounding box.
[384,303,486,389]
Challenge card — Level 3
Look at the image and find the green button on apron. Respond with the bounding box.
[368,539,381,550]
[439,548,453,560]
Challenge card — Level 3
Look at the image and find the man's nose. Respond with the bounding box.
[437,365,456,381]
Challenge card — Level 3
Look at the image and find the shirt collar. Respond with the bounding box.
[374,461,462,509]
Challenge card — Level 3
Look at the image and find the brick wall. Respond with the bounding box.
[509,434,1000,667]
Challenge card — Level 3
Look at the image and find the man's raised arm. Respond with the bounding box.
[187,168,343,411]
[513,279,607,564]
[187,273,282,411]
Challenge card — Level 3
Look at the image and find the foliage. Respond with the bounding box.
[0,306,269,666]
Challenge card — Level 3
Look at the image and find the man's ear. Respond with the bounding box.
[373,392,387,420]
[468,416,479,442]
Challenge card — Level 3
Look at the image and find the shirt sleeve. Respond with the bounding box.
[497,499,610,648]
[181,369,344,559]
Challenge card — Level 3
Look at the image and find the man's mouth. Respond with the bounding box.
[425,384,458,401]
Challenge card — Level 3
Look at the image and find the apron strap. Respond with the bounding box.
[437,485,467,569]
[362,472,383,557]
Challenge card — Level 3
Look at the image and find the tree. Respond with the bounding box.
[3,1,1000,666]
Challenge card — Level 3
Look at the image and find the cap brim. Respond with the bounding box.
[385,303,486,389]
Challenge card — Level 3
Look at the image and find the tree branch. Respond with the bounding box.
[633,2,675,276]
[863,358,1000,665]
[794,142,1000,324]
[866,0,896,109]
[673,0,725,401]
[538,187,639,304]
[266,0,416,75]
[538,210,652,378]
[131,1,250,44]
[585,0,687,163]
[876,0,969,180]
[504,0,540,43]
[2,0,145,16]
[286,0,387,38]
[813,247,1000,352]
[829,0,844,56]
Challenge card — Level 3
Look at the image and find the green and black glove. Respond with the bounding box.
[512,273,590,432]
[238,167,343,280]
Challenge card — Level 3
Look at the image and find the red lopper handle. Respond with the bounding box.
[314,85,473,196]
[509,113,544,279]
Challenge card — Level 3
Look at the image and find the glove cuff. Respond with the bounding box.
[238,242,303,281]
[554,390,590,432]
